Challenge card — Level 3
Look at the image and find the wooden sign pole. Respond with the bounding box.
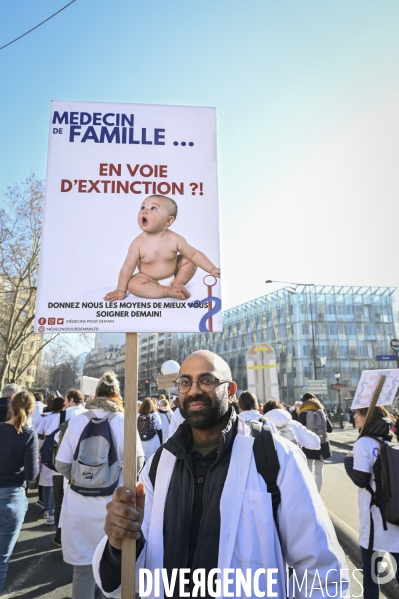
[359,374,386,438]
[121,332,138,599]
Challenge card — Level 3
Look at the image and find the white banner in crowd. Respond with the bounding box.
[351,369,399,409]
[35,100,222,333]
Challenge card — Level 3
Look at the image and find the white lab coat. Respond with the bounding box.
[56,409,125,565]
[168,406,185,437]
[264,408,321,450]
[158,409,172,443]
[36,411,63,486]
[93,416,349,598]
[31,401,44,430]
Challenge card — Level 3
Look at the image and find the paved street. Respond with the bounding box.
[2,492,73,599]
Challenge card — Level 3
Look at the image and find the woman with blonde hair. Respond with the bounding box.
[56,371,143,599]
[0,390,39,592]
[138,396,163,461]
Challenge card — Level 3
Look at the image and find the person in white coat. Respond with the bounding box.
[35,395,65,525]
[51,389,88,548]
[31,392,45,430]
[237,390,264,423]
[55,372,126,599]
[137,398,163,461]
[262,399,321,450]
[92,350,349,598]
[158,398,172,443]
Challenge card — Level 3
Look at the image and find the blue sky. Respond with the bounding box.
[1,0,399,314]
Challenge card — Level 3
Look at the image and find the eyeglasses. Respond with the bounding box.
[174,375,231,394]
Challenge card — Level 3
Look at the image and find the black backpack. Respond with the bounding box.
[365,435,399,544]
[40,411,67,471]
[138,414,157,441]
[149,422,281,524]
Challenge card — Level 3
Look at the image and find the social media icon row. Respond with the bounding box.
[38,317,64,325]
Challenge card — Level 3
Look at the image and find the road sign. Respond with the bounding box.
[306,380,328,393]
[390,339,399,352]
[331,383,346,390]
[157,373,178,389]
[376,355,397,361]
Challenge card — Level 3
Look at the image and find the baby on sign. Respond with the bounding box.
[104,195,220,301]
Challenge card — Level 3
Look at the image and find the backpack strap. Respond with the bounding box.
[60,410,67,425]
[149,446,164,488]
[251,422,281,525]
[362,435,388,546]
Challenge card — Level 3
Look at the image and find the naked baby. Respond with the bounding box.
[104,195,220,301]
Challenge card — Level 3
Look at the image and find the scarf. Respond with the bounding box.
[299,398,325,413]
[85,396,124,413]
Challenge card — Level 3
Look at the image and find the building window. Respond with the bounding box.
[302,324,309,335]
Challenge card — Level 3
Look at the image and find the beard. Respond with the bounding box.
[180,392,229,430]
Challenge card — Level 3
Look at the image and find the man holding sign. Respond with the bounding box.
[93,350,348,598]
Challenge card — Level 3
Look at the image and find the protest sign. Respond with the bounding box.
[79,375,99,396]
[351,369,399,409]
[35,100,221,597]
[35,100,222,334]
[157,373,178,389]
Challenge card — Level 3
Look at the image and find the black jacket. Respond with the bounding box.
[0,397,11,423]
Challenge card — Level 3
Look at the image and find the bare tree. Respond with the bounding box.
[36,343,80,394]
[0,174,59,388]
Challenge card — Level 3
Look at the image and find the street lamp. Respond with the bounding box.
[334,372,344,429]
[265,279,317,379]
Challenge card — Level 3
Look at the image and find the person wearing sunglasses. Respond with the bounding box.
[93,350,348,598]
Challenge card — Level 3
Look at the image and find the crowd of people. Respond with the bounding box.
[0,350,398,598]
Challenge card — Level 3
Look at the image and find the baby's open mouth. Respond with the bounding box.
[142,217,148,225]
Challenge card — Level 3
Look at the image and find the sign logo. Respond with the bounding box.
[38,317,46,325]
[38,325,45,333]
[57,318,64,324]
[371,551,397,584]
[48,317,56,325]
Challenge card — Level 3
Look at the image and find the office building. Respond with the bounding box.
[177,285,396,405]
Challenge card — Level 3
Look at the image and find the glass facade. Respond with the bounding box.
[177,286,396,405]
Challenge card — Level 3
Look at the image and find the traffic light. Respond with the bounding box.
[145,379,149,384]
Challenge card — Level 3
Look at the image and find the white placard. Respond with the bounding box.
[351,369,399,409]
[157,373,178,389]
[80,376,99,396]
[35,101,221,333]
